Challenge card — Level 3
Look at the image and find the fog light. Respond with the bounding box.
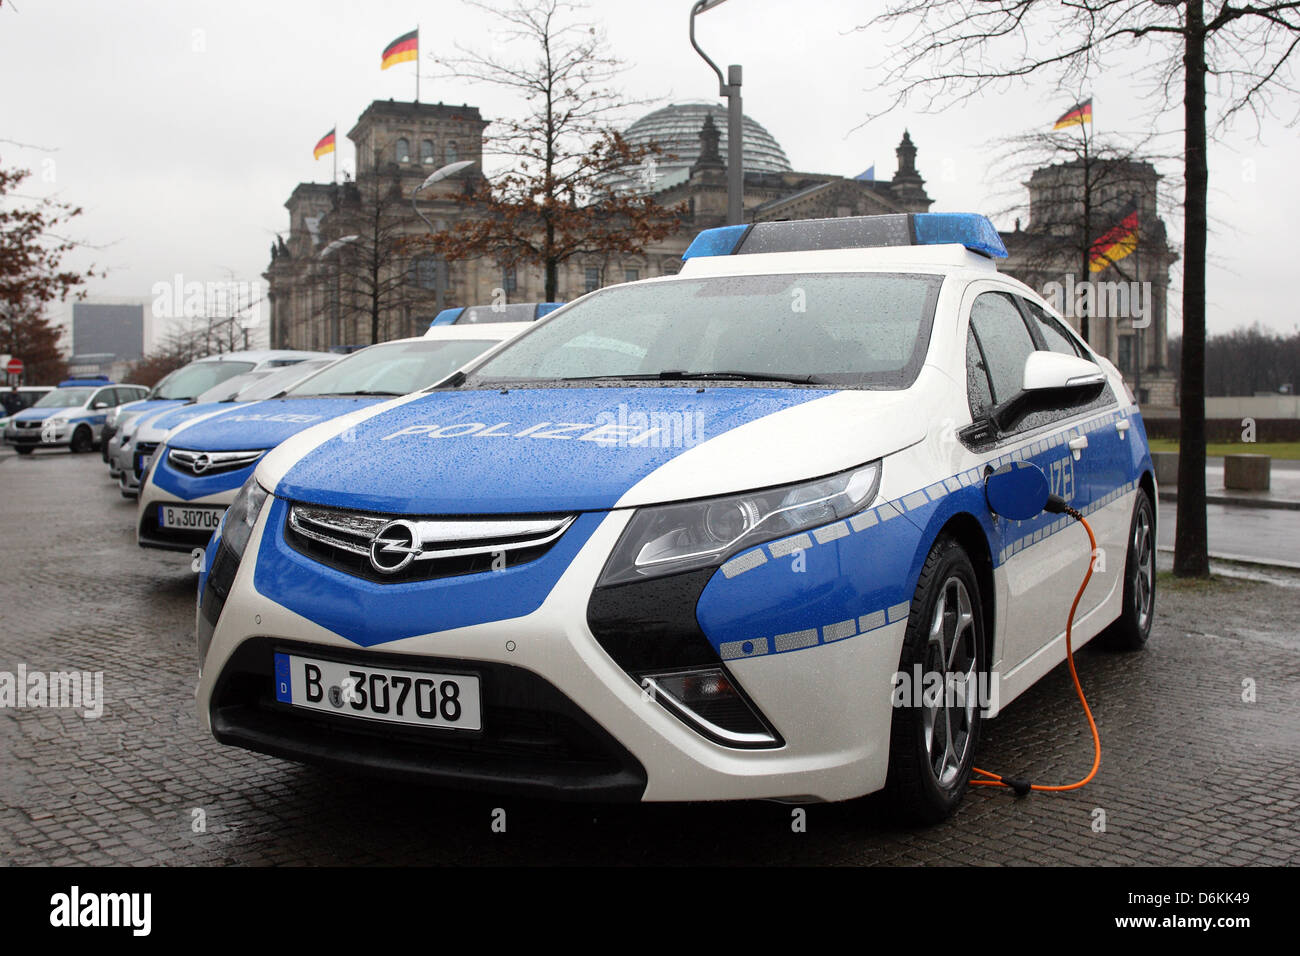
[640,667,780,749]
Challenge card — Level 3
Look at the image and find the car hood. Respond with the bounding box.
[164,396,388,452]
[261,385,925,515]
[137,401,244,441]
[13,406,77,421]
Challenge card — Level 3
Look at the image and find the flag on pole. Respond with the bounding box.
[854,164,876,182]
[313,128,336,160]
[1089,207,1139,272]
[1052,98,1093,130]
[382,29,418,70]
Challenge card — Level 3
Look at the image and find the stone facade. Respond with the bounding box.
[265,99,1174,408]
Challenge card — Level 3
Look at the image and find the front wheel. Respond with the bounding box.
[1097,488,1156,651]
[70,426,93,454]
[14,446,33,456]
[883,535,987,824]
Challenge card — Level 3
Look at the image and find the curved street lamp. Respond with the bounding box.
[412,159,476,232]
[690,0,743,225]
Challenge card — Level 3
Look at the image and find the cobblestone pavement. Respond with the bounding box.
[1,448,1297,866]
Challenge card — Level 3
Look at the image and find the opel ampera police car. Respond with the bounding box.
[140,325,530,553]
[194,214,1156,821]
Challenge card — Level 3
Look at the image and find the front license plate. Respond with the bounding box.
[157,504,223,530]
[274,653,482,731]
[136,453,152,473]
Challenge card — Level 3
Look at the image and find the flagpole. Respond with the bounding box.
[333,122,338,185]
[415,25,420,104]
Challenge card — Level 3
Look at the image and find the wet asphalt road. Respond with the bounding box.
[1,447,1298,865]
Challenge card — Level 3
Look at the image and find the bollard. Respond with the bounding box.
[1151,451,1179,490]
[1223,454,1271,491]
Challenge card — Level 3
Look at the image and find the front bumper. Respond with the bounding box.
[196,500,907,804]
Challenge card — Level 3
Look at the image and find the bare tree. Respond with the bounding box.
[860,0,1300,578]
[418,0,683,301]
[314,171,438,346]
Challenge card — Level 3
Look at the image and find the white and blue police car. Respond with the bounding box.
[115,359,339,499]
[194,214,1156,821]
[4,377,148,454]
[139,324,530,553]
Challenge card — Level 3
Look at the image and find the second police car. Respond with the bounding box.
[193,214,1157,822]
[139,325,530,552]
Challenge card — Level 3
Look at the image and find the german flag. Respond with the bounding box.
[312,128,336,160]
[1089,208,1139,272]
[312,130,335,161]
[381,28,418,70]
[1053,98,1093,130]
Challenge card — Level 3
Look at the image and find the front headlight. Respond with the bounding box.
[597,462,881,587]
[222,474,271,561]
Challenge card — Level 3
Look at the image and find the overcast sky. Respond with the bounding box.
[2,0,1297,340]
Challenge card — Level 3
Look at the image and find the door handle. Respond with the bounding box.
[1115,418,1131,440]
[1068,435,1088,461]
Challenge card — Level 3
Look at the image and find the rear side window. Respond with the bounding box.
[1021,299,1086,358]
[968,292,1036,405]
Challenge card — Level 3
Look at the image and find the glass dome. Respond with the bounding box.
[606,102,792,194]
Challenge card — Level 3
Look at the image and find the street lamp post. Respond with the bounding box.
[318,234,360,349]
[412,160,476,320]
[689,0,743,225]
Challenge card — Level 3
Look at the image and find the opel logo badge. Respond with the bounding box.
[369,520,420,574]
[191,453,212,474]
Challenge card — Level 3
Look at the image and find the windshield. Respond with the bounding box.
[235,359,336,401]
[196,370,271,403]
[285,339,498,397]
[150,360,256,400]
[467,272,944,389]
[33,388,95,408]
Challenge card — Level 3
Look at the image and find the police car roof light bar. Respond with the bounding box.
[681,213,1009,261]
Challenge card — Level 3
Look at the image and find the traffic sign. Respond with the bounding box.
[5,358,23,376]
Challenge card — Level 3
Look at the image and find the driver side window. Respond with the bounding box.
[968,292,1037,406]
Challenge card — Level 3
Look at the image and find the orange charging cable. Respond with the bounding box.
[970,506,1101,795]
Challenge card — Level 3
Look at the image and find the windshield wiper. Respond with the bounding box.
[557,370,821,384]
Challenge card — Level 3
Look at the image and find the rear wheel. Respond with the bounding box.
[884,535,987,824]
[1097,488,1156,651]
[70,426,93,454]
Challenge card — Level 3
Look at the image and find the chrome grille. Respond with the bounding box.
[286,503,577,583]
[168,448,264,477]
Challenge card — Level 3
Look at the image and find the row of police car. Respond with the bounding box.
[9,215,1160,822]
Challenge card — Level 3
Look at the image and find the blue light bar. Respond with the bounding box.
[534,302,565,318]
[681,223,749,261]
[429,307,465,327]
[912,213,1008,259]
[680,213,1008,261]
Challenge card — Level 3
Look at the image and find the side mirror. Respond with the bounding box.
[91,401,109,410]
[984,460,1049,520]
[1022,351,1106,392]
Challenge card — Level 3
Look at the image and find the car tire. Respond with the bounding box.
[70,426,93,454]
[14,446,33,455]
[1096,488,1156,652]
[883,534,987,824]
